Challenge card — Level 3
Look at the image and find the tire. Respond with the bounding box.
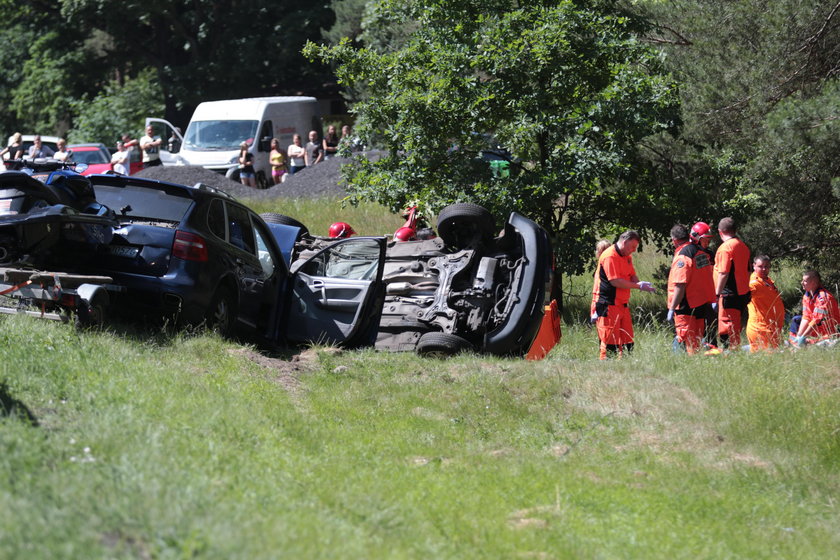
[205,286,236,337]
[75,295,107,330]
[417,332,473,358]
[226,168,241,183]
[260,213,310,237]
[0,235,19,265]
[256,170,269,189]
[436,203,496,248]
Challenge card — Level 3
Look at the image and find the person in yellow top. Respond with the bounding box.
[746,255,785,352]
[269,138,287,185]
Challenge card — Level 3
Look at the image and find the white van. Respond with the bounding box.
[146,96,321,188]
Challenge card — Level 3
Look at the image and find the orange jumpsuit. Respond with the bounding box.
[714,237,751,347]
[801,287,840,341]
[668,241,716,354]
[592,244,636,359]
[746,272,785,351]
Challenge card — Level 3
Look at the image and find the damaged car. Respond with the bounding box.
[276,202,554,357]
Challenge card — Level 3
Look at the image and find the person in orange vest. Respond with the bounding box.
[589,239,612,323]
[746,255,786,352]
[714,217,751,348]
[592,230,656,359]
[666,223,716,354]
[792,270,840,346]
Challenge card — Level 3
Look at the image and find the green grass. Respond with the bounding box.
[243,196,401,239]
[1,312,838,559]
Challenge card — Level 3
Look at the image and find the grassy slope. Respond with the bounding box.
[1,318,838,558]
[2,198,837,558]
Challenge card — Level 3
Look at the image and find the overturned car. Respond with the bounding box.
[280,203,554,357]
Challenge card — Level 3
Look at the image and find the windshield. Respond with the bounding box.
[183,120,259,150]
[71,149,109,164]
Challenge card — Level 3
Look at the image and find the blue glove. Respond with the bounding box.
[590,312,598,324]
[793,335,807,346]
[666,309,674,323]
[638,281,656,293]
[711,302,718,311]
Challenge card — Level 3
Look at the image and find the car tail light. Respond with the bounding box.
[172,230,208,262]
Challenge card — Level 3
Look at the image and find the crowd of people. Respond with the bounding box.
[591,218,839,358]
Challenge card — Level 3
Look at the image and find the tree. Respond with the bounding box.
[643,0,840,281]
[307,0,684,304]
[67,69,165,145]
[61,0,337,125]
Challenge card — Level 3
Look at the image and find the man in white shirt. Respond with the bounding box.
[140,125,162,168]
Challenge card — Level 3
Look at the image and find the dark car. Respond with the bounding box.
[0,159,115,270]
[83,174,386,346]
[284,202,553,357]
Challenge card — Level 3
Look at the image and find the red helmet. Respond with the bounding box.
[690,222,713,242]
[328,222,356,238]
[394,226,416,242]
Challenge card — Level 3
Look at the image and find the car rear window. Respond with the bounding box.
[93,183,193,222]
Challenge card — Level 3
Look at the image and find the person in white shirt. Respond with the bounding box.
[111,141,130,175]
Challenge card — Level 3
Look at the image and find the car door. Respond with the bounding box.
[220,202,267,329]
[145,118,184,165]
[285,237,386,347]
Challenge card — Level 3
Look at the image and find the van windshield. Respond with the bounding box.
[183,120,259,150]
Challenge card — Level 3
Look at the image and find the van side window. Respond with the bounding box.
[259,121,272,152]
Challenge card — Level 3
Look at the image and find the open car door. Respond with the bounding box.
[144,118,184,165]
[286,237,386,347]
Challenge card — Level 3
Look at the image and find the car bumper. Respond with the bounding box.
[483,212,551,355]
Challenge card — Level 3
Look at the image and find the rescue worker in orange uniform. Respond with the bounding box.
[792,270,840,346]
[592,230,656,359]
[746,255,785,351]
[714,217,751,348]
[666,223,716,354]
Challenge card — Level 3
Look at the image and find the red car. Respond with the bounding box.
[67,143,113,175]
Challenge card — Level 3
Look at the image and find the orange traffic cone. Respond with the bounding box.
[526,300,561,360]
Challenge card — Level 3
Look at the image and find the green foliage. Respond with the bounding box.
[643,0,840,281]
[61,0,336,124]
[9,31,92,133]
[306,0,684,280]
[67,69,165,144]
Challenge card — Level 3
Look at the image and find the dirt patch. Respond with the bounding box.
[227,348,319,400]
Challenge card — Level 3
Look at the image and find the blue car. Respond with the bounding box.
[84,173,386,347]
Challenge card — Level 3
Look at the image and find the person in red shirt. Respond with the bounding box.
[592,230,656,359]
[746,255,786,352]
[714,217,751,348]
[666,223,716,354]
[793,270,840,346]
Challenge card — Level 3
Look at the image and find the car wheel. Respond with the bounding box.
[417,332,473,358]
[206,286,236,337]
[256,170,269,189]
[226,167,241,183]
[437,203,496,248]
[75,294,107,330]
[0,235,19,265]
[260,213,310,236]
